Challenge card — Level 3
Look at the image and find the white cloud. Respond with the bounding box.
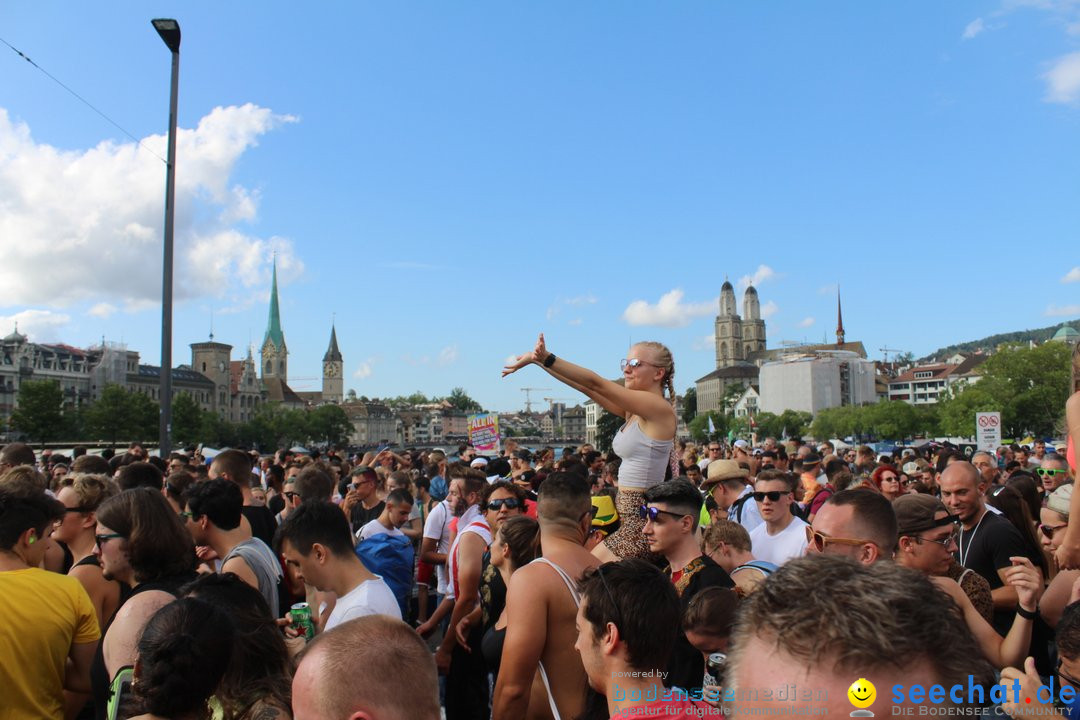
[692,333,716,351]
[566,295,598,306]
[818,283,838,296]
[963,18,986,39]
[0,309,72,342]
[736,265,777,290]
[1063,267,1080,283]
[402,345,459,367]
[548,294,599,320]
[799,316,815,328]
[353,360,375,379]
[1046,304,1080,317]
[761,301,779,319]
[622,289,715,327]
[88,303,118,319]
[438,345,459,366]
[0,104,301,312]
[1044,52,1080,103]
[568,318,583,326]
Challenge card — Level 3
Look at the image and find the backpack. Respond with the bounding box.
[730,493,753,523]
[355,533,414,618]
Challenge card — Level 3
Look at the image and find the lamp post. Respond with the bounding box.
[152,18,180,458]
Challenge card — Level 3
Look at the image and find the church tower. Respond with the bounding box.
[742,285,766,357]
[836,288,846,346]
[714,279,744,368]
[260,259,288,381]
[322,324,344,404]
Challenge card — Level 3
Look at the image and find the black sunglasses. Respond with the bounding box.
[486,498,521,511]
[753,491,789,502]
[1040,523,1068,539]
[638,505,688,522]
[284,491,299,501]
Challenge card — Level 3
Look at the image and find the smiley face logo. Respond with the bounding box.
[847,678,876,714]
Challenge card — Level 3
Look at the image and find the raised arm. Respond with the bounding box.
[503,333,673,425]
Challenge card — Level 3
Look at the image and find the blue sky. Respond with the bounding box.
[2,2,1080,412]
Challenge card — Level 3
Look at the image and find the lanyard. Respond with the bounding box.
[958,510,987,567]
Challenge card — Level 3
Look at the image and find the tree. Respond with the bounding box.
[681,387,697,425]
[938,343,1070,438]
[83,385,150,445]
[10,380,64,444]
[595,410,623,453]
[720,383,746,415]
[307,405,354,447]
[446,387,482,412]
[774,410,812,439]
[172,393,203,447]
[688,411,728,443]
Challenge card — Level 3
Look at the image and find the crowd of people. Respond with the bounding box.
[4,337,1080,720]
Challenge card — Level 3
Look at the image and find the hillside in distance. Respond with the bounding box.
[921,320,1080,361]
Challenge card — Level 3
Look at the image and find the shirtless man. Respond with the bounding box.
[492,472,600,720]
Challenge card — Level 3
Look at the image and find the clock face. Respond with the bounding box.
[218,361,226,372]
[325,364,338,378]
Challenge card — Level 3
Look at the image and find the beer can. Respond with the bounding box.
[290,602,315,640]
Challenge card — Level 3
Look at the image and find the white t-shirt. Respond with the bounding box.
[422,500,454,595]
[748,516,808,567]
[324,577,401,630]
[358,518,405,542]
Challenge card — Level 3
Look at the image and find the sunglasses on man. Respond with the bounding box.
[752,490,790,502]
[638,505,689,522]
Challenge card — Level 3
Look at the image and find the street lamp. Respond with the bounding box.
[152,18,180,458]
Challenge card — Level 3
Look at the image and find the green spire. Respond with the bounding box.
[264,258,285,350]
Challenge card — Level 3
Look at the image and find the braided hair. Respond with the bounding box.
[634,341,680,480]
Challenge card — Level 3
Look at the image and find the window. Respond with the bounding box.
[914,371,933,379]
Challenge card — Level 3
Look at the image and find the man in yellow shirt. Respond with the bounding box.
[0,479,99,720]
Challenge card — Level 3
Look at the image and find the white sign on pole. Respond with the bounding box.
[975,412,1002,453]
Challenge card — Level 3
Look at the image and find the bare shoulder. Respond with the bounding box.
[113,589,174,626]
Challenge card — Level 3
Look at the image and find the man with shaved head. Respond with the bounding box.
[292,614,440,720]
[940,461,1041,634]
[805,489,897,565]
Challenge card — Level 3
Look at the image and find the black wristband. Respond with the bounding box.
[543,353,557,368]
[1016,604,1039,620]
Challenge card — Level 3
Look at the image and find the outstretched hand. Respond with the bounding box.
[502,333,547,377]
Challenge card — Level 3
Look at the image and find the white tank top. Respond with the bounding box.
[610,421,673,489]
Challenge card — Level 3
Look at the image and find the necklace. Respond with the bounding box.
[958,509,987,567]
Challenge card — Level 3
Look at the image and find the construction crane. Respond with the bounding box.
[520,387,552,413]
[879,347,908,363]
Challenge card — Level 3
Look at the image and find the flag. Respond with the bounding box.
[749,413,757,429]
[707,416,716,435]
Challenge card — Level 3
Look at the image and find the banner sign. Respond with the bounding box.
[468,413,501,455]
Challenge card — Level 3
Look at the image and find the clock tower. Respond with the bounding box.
[260,258,288,382]
[322,324,344,404]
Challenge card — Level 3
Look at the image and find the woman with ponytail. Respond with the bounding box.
[504,333,677,559]
[128,598,234,720]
